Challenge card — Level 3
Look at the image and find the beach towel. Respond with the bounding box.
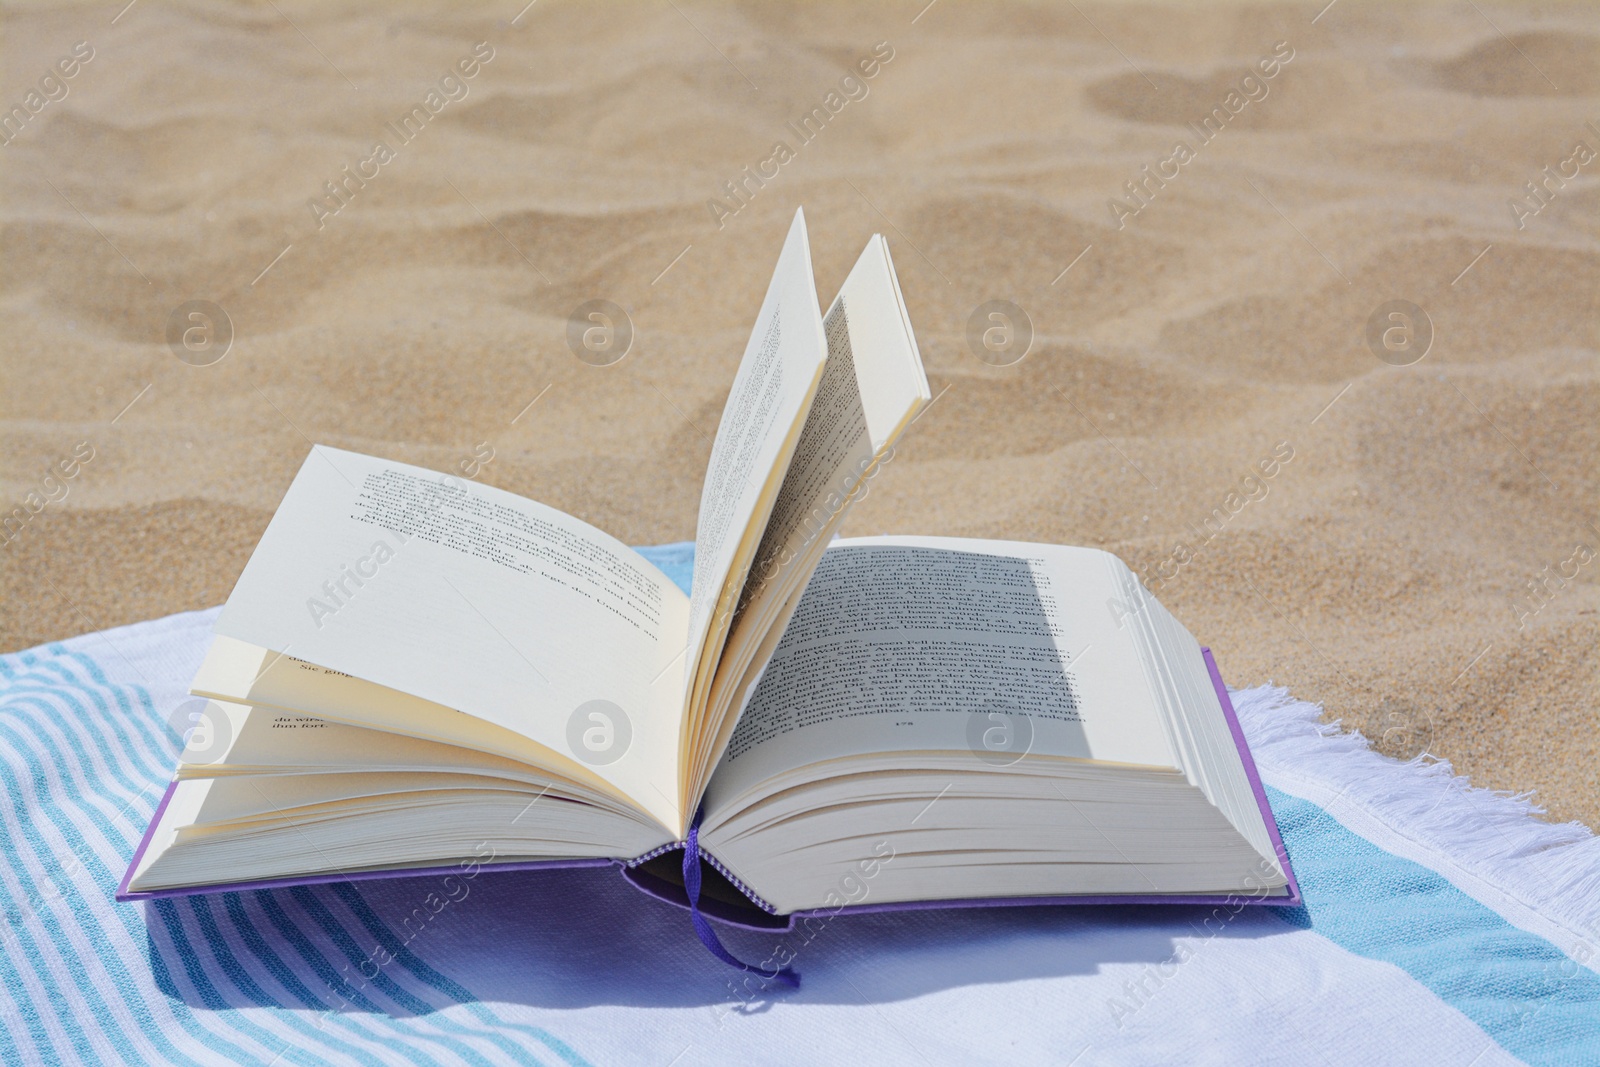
[2,543,1597,1066]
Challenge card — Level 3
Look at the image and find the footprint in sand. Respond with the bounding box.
[1087,71,1244,127]
[1426,31,1600,97]
[1082,56,1326,132]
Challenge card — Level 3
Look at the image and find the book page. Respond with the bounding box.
[678,208,830,809]
[191,637,638,804]
[702,536,1179,815]
[690,236,930,794]
[731,300,873,621]
[178,698,585,789]
[214,446,689,831]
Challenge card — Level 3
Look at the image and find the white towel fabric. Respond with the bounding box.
[2,585,1597,1065]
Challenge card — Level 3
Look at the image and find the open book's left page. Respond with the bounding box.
[214,446,690,831]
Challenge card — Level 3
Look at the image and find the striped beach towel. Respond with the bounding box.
[3,543,1598,1065]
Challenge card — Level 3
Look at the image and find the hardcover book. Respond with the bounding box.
[120,209,1299,951]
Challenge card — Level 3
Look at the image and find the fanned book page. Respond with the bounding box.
[212,445,692,831]
[693,235,930,805]
[677,210,831,814]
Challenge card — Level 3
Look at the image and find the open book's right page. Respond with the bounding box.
[704,536,1175,812]
[702,534,1280,871]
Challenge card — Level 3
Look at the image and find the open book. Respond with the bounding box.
[121,210,1297,931]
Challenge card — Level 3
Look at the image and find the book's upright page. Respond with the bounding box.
[688,236,930,799]
[677,208,831,815]
[212,446,691,831]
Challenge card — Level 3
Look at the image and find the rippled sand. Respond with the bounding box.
[2,2,1596,823]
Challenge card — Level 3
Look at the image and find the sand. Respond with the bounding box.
[2,1,1596,825]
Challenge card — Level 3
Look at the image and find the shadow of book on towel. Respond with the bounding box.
[141,860,1298,1013]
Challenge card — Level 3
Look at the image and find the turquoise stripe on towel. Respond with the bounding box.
[1268,787,1600,1065]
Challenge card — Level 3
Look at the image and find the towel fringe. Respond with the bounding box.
[1231,683,1600,940]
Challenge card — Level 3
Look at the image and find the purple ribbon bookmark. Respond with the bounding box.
[683,806,799,988]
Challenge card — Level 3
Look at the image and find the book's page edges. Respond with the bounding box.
[118,853,615,903]
[115,776,613,902]
[119,650,1299,916]
[789,649,1301,918]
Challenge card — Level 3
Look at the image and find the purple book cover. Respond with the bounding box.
[117,647,1300,926]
